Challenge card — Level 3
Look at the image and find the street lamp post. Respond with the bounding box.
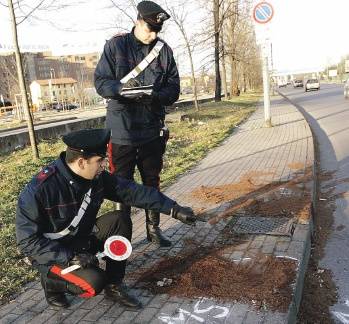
[49,68,55,104]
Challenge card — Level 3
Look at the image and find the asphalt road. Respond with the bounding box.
[280,84,349,323]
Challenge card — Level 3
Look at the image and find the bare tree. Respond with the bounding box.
[0,54,20,102]
[219,0,229,100]
[213,0,222,101]
[3,0,80,159]
[75,64,93,109]
[98,0,139,34]
[226,0,240,96]
[7,0,38,158]
[165,1,200,111]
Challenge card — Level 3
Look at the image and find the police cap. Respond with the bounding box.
[137,1,170,32]
[62,129,111,158]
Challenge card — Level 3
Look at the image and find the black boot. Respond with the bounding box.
[41,275,70,308]
[104,283,142,309]
[145,210,171,247]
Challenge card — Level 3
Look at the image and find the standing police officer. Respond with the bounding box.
[94,1,179,248]
[16,129,196,309]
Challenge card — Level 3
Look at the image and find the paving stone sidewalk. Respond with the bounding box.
[0,95,314,324]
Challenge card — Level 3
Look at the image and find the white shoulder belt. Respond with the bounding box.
[120,40,164,84]
[43,188,92,240]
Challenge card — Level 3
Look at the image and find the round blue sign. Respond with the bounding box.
[253,2,274,24]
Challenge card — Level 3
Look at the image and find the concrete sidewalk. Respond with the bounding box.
[0,95,314,323]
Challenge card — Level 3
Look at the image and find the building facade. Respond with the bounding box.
[0,51,96,103]
[30,78,77,107]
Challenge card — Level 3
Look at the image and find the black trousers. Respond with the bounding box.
[108,137,166,189]
[47,210,132,298]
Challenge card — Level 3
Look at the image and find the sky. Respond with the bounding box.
[1,0,349,74]
[254,0,349,73]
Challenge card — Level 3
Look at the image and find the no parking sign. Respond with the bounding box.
[253,2,274,24]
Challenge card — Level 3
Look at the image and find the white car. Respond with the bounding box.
[277,79,287,88]
[293,79,303,88]
[344,79,349,99]
[305,79,320,92]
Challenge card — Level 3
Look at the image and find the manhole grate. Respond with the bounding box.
[229,216,294,236]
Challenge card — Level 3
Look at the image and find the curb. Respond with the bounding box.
[0,96,216,155]
[287,221,313,324]
[277,91,317,323]
[0,117,77,134]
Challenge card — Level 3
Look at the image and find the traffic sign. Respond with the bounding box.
[253,2,274,24]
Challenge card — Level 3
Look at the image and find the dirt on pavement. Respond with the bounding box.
[297,171,340,323]
[136,246,297,312]
[134,167,315,314]
[192,168,313,225]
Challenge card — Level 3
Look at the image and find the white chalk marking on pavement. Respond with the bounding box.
[332,311,349,324]
[158,298,230,323]
[194,299,229,318]
[275,255,299,261]
[159,309,204,323]
[232,257,252,263]
[330,300,349,324]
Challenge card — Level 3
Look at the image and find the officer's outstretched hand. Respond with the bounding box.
[69,253,98,268]
[171,203,197,225]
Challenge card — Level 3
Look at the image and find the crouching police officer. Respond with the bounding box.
[94,1,179,248]
[16,129,197,309]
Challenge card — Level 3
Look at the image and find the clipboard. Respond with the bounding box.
[120,84,153,98]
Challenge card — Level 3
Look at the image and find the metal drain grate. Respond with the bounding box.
[229,216,294,236]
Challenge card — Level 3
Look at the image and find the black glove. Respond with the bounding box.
[123,78,141,88]
[69,253,99,269]
[119,78,143,100]
[171,204,197,225]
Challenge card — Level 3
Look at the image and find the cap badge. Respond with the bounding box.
[156,12,167,23]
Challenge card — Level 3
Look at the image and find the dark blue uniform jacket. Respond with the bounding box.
[94,29,180,145]
[16,153,175,274]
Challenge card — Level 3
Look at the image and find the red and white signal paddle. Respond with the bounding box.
[61,235,132,275]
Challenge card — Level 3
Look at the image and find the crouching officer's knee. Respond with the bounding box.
[49,265,107,298]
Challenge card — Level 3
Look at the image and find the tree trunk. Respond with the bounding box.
[184,34,199,111]
[213,0,221,102]
[220,33,229,100]
[243,71,247,93]
[169,8,199,111]
[189,55,199,111]
[8,0,39,159]
[228,0,240,97]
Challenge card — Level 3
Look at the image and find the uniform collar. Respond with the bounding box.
[56,152,93,191]
[130,27,157,49]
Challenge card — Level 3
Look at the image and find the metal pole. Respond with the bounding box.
[270,42,275,96]
[262,55,272,127]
